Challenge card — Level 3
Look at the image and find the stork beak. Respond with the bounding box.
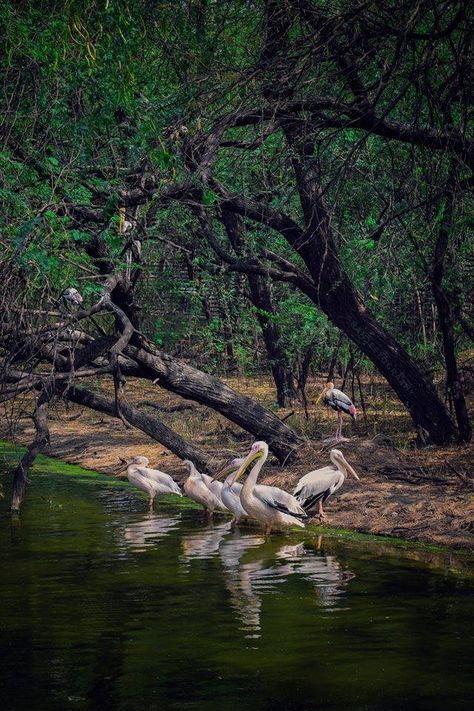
[211,462,237,483]
[230,450,263,486]
[314,384,329,404]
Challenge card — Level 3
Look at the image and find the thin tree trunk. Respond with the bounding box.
[220,209,296,406]
[327,333,343,382]
[429,197,472,442]
[11,388,51,512]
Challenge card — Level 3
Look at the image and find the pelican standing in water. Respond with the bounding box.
[200,471,228,511]
[214,455,307,529]
[229,442,307,535]
[118,456,182,510]
[183,460,226,519]
[212,457,247,526]
[313,381,357,441]
[293,449,359,520]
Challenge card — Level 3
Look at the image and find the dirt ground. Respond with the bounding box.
[2,375,473,551]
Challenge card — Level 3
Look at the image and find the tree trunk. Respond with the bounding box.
[429,201,472,442]
[246,273,295,406]
[220,209,296,406]
[280,121,456,444]
[126,337,304,462]
[11,388,51,512]
[62,384,213,472]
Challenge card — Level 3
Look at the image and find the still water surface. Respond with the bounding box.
[0,462,473,711]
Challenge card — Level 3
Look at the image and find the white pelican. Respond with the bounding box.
[200,472,228,511]
[215,455,308,529]
[229,442,307,535]
[312,381,357,441]
[118,456,182,509]
[212,457,247,526]
[183,460,226,519]
[293,448,359,520]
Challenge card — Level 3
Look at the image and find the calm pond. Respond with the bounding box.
[0,452,473,711]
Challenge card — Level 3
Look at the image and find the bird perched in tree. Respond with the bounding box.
[60,287,83,310]
[293,449,359,521]
[313,381,357,442]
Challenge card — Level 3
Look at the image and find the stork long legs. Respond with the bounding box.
[332,411,344,442]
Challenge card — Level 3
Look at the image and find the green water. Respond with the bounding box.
[0,452,473,711]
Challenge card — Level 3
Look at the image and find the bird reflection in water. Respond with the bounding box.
[122,513,181,552]
[181,521,232,562]
[218,532,354,638]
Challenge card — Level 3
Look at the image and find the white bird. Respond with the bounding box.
[200,472,228,512]
[293,448,359,520]
[60,287,83,309]
[118,455,182,509]
[183,460,226,519]
[214,455,307,528]
[212,457,247,526]
[312,381,357,441]
[229,441,307,535]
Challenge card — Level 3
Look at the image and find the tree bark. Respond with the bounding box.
[11,387,51,512]
[125,337,304,462]
[247,273,295,406]
[220,209,296,406]
[279,121,456,444]
[62,384,213,472]
[429,200,472,442]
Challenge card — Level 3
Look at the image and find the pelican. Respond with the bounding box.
[183,460,225,519]
[200,471,228,512]
[117,456,182,509]
[293,449,359,520]
[212,457,247,526]
[229,442,307,535]
[215,455,308,529]
[313,381,357,441]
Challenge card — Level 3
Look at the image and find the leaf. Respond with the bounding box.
[202,189,218,205]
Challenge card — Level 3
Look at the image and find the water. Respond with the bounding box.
[0,458,473,711]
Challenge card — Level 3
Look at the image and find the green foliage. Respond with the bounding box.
[1,0,472,386]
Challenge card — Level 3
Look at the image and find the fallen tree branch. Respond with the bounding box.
[61,383,213,473]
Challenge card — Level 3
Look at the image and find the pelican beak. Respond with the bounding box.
[115,459,130,477]
[211,462,237,482]
[340,455,360,481]
[230,450,263,486]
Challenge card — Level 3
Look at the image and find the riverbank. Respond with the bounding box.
[1,376,473,551]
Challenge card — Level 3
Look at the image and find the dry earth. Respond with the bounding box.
[2,375,473,551]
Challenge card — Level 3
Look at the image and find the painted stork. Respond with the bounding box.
[314,381,357,441]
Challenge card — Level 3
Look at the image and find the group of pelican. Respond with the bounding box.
[117,439,359,535]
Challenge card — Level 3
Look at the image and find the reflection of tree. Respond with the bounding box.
[121,513,181,552]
